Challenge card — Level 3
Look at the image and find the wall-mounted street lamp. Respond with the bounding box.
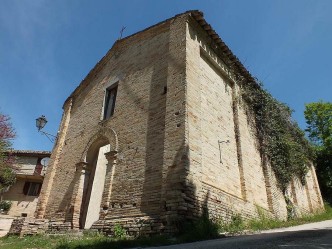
[36,115,57,143]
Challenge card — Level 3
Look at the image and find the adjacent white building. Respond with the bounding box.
[1,150,51,217]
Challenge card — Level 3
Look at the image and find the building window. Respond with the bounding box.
[35,158,43,175]
[23,182,42,196]
[103,85,118,120]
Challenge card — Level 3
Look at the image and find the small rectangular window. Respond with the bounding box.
[103,85,118,119]
[23,182,42,196]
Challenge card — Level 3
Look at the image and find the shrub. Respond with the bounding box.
[178,211,219,242]
[113,224,126,239]
[0,200,12,212]
[219,213,245,233]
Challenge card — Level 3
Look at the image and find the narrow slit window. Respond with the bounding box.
[104,85,118,119]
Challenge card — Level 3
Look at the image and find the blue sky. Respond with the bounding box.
[1,0,331,151]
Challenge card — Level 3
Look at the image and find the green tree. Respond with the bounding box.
[304,101,332,203]
[0,113,16,192]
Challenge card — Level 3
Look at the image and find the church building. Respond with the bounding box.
[31,10,323,236]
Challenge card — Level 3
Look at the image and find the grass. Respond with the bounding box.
[219,202,332,234]
[1,203,331,249]
[246,202,332,232]
[0,233,172,249]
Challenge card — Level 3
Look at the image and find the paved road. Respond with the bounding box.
[146,220,332,249]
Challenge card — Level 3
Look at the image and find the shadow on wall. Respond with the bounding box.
[161,140,219,238]
[140,44,169,216]
[111,30,172,220]
[58,169,82,223]
[162,141,189,228]
[139,27,189,221]
[177,190,220,242]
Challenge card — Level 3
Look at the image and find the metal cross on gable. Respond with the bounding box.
[119,26,126,40]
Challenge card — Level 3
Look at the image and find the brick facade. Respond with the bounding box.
[29,11,324,237]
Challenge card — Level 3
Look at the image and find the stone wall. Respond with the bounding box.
[8,218,49,236]
[8,217,75,237]
[92,216,164,237]
[184,15,324,222]
[185,18,268,221]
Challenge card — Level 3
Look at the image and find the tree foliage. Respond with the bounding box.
[0,113,16,192]
[304,101,332,203]
[240,79,312,193]
[305,101,332,149]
